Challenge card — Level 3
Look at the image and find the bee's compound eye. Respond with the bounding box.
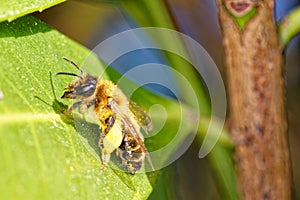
[83,85,95,92]
[75,84,95,97]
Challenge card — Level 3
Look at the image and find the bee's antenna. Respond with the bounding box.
[63,57,83,74]
[56,72,83,80]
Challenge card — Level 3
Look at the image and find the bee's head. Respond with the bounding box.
[56,58,97,99]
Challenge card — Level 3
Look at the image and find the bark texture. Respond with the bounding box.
[215,0,292,199]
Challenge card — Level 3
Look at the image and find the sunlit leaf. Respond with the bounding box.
[0,15,197,199]
[279,6,300,47]
[0,15,154,199]
[0,0,65,22]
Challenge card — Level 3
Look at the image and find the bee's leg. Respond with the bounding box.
[101,149,110,172]
[119,150,128,167]
[79,98,96,114]
[105,114,116,133]
[98,133,106,171]
[79,104,88,114]
[98,134,104,148]
[65,100,83,114]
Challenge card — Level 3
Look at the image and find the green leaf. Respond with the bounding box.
[0,0,65,22]
[279,6,300,48]
[0,15,154,199]
[0,15,198,199]
[196,117,237,200]
[208,144,239,200]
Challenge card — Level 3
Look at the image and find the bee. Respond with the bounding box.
[56,58,154,174]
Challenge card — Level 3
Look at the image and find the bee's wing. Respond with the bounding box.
[109,100,155,171]
[129,101,153,134]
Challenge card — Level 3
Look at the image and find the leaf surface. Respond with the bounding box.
[0,15,155,200]
[0,0,65,22]
[0,15,196,199]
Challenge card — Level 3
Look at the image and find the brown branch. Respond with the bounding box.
[215,0,292,199]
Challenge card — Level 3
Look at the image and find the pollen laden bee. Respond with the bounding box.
[56,57,154,174]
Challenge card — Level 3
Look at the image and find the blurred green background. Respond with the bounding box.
[31,0,300,199]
